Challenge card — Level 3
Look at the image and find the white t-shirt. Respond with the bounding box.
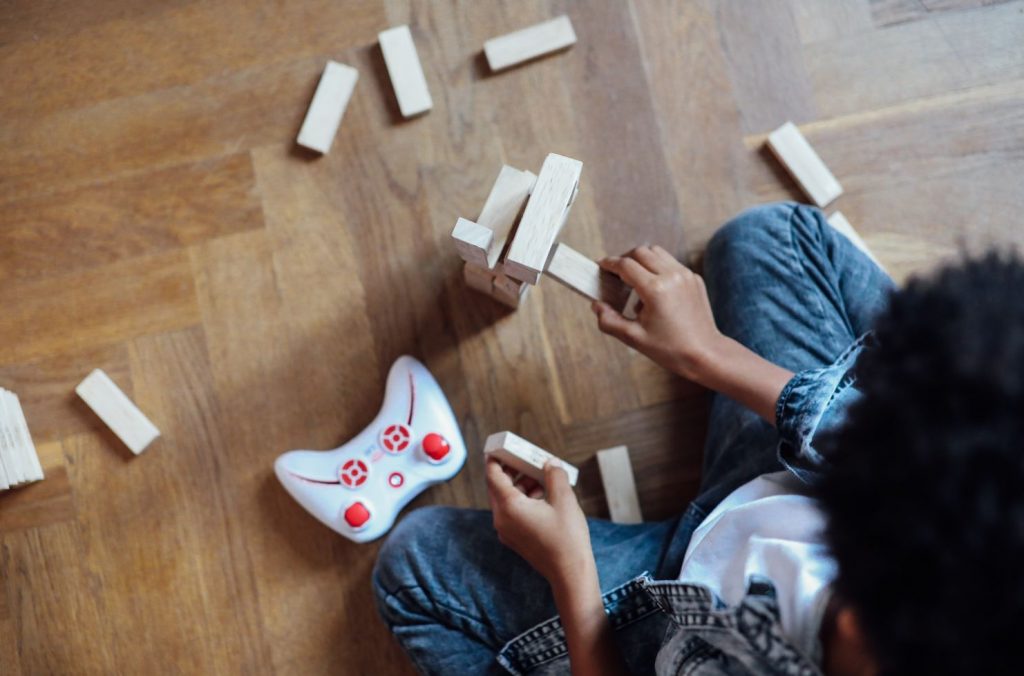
[678,471,836,664]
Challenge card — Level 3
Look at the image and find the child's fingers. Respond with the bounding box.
[515,475,542,496]
[628,245,672,274]
[543,461,574,507]
[486,457,520,503]
[593,302,644,346]
[600,255,655,289]
[651,245,681,269]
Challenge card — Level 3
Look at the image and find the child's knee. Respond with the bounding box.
[374,507,441,598]
[373,506,468,627]
[706,202,822,272]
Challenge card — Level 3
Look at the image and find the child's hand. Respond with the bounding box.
[593,245,724,383]
[485,458,593,586]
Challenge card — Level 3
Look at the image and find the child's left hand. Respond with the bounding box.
[485,458,594,586]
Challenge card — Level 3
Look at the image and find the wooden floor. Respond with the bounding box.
[1,1,1022,673]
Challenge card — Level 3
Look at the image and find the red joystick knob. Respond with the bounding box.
[344,502,371,529]
[422,433,450,462]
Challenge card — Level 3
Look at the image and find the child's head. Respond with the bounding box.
[817,251,1024,674]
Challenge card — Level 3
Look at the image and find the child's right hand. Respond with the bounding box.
[593,245,724,383]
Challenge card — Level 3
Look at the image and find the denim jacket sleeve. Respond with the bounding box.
[774,333,870,485]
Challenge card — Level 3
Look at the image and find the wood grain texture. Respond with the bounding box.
[713,0,818,134]
[0,153,261,283]
[1,0,1021,672]
[0,440,73,532]
[869,0,1015,27]
[806,1,1024,117]
[0,250,199,367]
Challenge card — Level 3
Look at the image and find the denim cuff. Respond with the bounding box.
[775,333,870,484]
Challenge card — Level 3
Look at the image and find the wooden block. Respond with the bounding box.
[622,289,641,320]
[296,61,359,154]
[491,271,530,308]
[484,431,579,486]
[0,396,13,489]
[0,389,44,488]
[504,153,582,284]
[462,262,496,295]
[75,369,160,455]
[545,243,633,311]
[5,391,43,482]
[827,211,885,271]
[378,25,432,118]
[0,393,24,486]
[596,446,643,524]
[477,166,537,269]
[484,15,577,72]
[766,121,843,207]
[451,218,494,267]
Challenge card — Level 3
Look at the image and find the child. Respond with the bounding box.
[374,203,1023,674]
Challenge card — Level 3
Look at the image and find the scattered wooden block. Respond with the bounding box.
[596,446,643,524]
[484,431,579,486]
[6,391,43,482]
[76,369,160,455]
[504,153,582,285]
[378,25,432,118]
[484,15,577,72]
[477,166,537,269]
[296,60,359,154]
[462,262,496,295]
[452,218,494,267]
[0,397,14,489]
[546,242,633,311]
[827,211,885,271]
[766,121,843,208]
[622,289,641,320]
[0,389,44,490]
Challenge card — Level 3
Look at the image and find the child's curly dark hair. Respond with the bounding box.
[816,251,1024,674]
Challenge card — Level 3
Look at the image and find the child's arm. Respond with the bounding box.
[593,245,793,425]
[486,460,629,676]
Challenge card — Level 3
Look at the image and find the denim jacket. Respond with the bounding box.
[495,336,867,676]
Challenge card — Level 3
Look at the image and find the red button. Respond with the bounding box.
[344,502,371,529]
[340,459,369,489]
[422,433,450,461]
[381,424,412,453]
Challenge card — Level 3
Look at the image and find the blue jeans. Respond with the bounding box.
[373,203,893,675]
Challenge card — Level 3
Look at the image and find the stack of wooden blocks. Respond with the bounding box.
[0,388,43,491]
[452,153,639,316]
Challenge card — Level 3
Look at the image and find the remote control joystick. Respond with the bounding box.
[274,356,467,543]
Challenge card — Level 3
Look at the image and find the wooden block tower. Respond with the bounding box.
[450,153,638,316]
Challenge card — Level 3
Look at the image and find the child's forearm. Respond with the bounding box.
[693,335,794,425]
[551,561,630,676]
